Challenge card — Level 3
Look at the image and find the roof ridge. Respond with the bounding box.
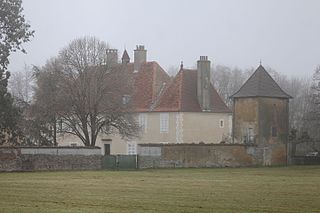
[151,62,158,103]
[231,65,292,99]
[230,67,258,98]
[257,66,262,94]
[178,69,184,111]
[262,68,292,98]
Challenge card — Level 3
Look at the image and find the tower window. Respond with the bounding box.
[247,128,254,143]
[219,119,224,128]
[272,127,277,137]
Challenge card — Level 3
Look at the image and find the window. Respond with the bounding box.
[219,119,224,128]
[127,142,137,155]
[139,113,147,132]
[160,113,169,133]
[244,128,254,143]
[122,95,131,105]
[272,127,277,137]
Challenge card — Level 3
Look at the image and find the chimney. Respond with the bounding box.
[106,49,118,66]
[134,45,147,71]
[197,56,211,111]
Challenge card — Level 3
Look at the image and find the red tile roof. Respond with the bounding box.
[126,63,230,113]
[153,69,231,113]
[126,62,171,112]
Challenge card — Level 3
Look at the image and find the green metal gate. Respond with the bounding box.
[102,155,117,169]
[102,155,137,170]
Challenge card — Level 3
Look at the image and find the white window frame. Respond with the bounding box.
[138,113,147,133]
[160,113,169,133]
[127,141,137,155]
[219,119,224,128]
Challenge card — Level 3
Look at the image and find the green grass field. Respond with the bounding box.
[0,166,319,213]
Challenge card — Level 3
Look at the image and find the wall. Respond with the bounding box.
[138,143,287,169]
[58,112,232,155]
[0,147,102,172]
[291,156,320,165]
[294,141,320,156]
[233,97,289,146]
[258,97,289,145]
[233,98,259,143]
[182,112,231,143]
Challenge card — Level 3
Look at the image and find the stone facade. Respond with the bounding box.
[233,97,289,145]
[0,147,102,172]
[137,143,287,169]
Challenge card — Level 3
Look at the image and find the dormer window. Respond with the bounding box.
[122,95,131,105]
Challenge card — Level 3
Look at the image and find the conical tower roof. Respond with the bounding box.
[121,49,130,60]
[231,65,292,99]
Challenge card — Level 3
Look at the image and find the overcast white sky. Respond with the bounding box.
[8,0,320,77]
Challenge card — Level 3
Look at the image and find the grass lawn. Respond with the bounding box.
[0,166,319,213]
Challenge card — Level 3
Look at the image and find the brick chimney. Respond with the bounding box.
[106,49,118,66]
[134,45,147,71]
[197,56,211,111]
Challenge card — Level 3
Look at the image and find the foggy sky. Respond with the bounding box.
[8,0,320,77]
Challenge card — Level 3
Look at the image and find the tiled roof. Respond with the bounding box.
[231,65,292,99]
[126,62,171,112]
[153,69,231,113]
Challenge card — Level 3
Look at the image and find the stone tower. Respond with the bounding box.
[197,56,211,111]
[231,65,292,165]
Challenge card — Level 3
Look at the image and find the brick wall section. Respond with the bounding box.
[0,147,102,172]
[138,143,287,169]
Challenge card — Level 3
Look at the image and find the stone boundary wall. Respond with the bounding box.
[291,156,320,165]
[294,142,320,156]
[138,143,287,169]
[0,147,102,172]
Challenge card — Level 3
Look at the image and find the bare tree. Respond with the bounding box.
[47,36,140,146]
[9,64,34,104]
[303,66,320,141]
[167,65,179,77]
[30,57,63,146]
[212,65,248,107]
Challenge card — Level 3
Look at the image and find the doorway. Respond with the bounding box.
[104,144,111,155]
